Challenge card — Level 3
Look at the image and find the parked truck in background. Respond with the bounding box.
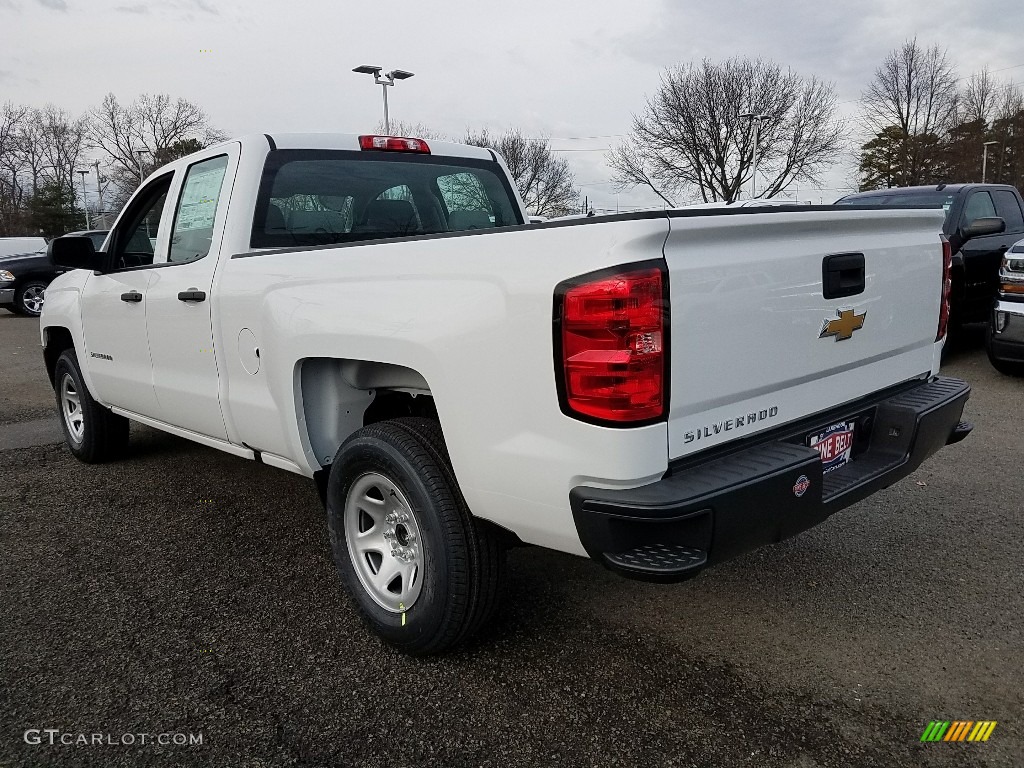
[40,133,977,654]
[988,237,1024,375]
[836,184,1024,327]
[1,231,108,317]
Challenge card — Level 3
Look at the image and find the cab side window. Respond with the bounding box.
[991,190,1024,235]
[437,172,497,230]
[108,175,172,270]
[169,155,229,263]
[960,191,996,230]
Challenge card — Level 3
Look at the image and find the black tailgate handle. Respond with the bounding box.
[822,253,865,299]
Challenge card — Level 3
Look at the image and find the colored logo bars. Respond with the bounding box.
[920,721,997,742]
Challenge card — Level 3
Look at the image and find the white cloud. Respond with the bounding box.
[0,0,1021,207]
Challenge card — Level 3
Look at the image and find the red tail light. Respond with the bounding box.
[358,135,430,153]
[555,263,668,424]
[937,235,952,341]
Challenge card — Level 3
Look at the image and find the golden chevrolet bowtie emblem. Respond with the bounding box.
[819,308,866,341]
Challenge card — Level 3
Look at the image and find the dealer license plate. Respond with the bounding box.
[808,420,855,474]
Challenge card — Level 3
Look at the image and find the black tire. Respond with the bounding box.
[987,348,1024,376]
[53,349,130,462]
[326,418,505,655]
[986,326,1024,376]
[14,280,47,317]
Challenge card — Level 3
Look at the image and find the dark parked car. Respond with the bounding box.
[987,238,1024,376]
[0,230,108,317]
[836,184,1024,326]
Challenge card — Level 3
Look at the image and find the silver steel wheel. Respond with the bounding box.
[21,284,45,315]
[60,372,85,443]
[344,472,424,612]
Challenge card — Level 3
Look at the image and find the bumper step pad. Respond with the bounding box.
[604,544,707,577]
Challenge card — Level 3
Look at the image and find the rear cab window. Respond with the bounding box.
[991,190,1024,235]
[250,151,523,249]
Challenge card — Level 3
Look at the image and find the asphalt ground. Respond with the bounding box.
[1,310,1021,768]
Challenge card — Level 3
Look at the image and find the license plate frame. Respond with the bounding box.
[808,420,856,473]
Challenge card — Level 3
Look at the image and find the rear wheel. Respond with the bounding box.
[53,350,129,462]
[14,280,47,317]
[326,418,505,655]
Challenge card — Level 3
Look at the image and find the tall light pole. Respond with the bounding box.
[353,65,415,134]
[982,140,999,183]
[135,148,152,186]
[76,170,90,229]
[93,160,106,228]
[739,112,769,199]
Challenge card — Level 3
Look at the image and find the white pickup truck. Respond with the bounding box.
[41,133,974,654]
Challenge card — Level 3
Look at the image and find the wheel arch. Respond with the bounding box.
[42,325,76,387]
[297,357,438,471]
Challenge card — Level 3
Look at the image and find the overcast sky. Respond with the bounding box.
[2,0,1022,210]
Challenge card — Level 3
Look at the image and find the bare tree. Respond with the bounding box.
[610,58,843,205]
[373,120,447,140]
[860,39,959,185]
[989,81,1024,187]
[962,68,998,126]
[0,103,30,234]
[39,105,88,194]
[88,92,226,210]
[463,128,578,216]
[14,113,48,196]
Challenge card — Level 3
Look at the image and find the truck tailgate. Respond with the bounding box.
[664,207,946,460]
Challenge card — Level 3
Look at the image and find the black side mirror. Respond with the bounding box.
[48,236,104,271]
[961,216,1005,240]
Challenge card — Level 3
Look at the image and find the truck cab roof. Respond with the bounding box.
[836,183,1020,205]
[226,133,497,162]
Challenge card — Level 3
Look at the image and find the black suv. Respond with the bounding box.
[836,184,1024,326]
[0,230,108,317]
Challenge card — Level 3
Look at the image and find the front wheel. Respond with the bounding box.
[326,418,505,655]
[987,349,1024,376]
[53,350,129,462]
[987,326,1024,377]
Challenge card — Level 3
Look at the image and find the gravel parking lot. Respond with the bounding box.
[1,311,1021,768]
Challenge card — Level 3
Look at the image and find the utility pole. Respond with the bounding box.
[135,148,152,186]
[76,170,90,229]
[982,140,999,183]
[93,160,106,228]
[739,112,769,199]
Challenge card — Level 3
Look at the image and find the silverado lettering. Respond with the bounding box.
[684,406,780,443]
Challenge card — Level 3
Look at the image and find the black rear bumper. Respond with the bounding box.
[570,376,971,582]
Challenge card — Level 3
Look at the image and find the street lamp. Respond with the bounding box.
[353,65,415,134]
[76,169,90,229]
[982,140,1000,184]
[739,112,769,199]
[135,148,152,186]
[93,160,107,228]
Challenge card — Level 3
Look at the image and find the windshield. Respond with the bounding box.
[250,150,523,249]
[836,191,956,219]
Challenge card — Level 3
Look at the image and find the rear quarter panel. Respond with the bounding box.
[216,218,672,554]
